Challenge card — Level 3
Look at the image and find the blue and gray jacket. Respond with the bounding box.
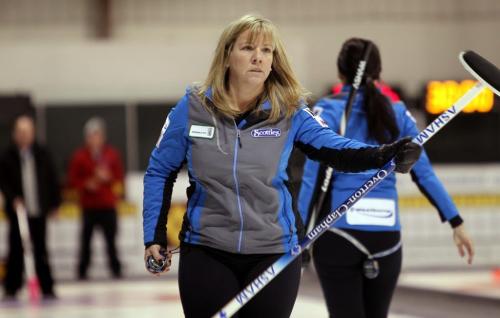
[143,86,394,254]
[298,86,463,233]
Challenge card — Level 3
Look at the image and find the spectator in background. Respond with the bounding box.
[0,114,60,300]
[68,117,124,280]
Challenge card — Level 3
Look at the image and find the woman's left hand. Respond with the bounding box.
[379,137,422,173]
[453,224,474,265]
[394,138,422,173]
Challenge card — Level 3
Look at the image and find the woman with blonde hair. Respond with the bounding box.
[142,15,421,317]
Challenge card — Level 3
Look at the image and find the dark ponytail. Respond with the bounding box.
[337,38,399,144]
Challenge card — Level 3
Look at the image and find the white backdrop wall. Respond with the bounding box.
[0,0,499,103]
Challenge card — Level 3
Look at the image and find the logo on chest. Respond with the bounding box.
[251,128,281,138]
[189,125,214,139]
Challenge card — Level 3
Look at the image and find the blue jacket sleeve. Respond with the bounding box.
[312,98,342,133]
[143,94,190,246]
[397,103,463,227]
[293,106,386,173]
[297,99,342,223]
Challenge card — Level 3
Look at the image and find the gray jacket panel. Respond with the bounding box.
[187,91,293,253]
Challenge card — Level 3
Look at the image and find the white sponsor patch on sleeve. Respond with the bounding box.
[312,106,324,117]
[303,108,329,128]
[405,110,417,124]
[156,115,171,147]
[315,116,329,128]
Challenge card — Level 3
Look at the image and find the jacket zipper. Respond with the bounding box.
[233,121,244,252]
[236,129,242,148]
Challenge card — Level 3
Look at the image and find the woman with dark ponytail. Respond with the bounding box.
[298,38,474,318]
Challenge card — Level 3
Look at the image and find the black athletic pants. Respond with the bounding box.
[4,216,55,296]
[313,230,402,318]
[78,208,121,278]
[178,243,302,318]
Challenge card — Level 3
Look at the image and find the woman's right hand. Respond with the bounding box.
[453,224,474,265]
[144,244,172,275]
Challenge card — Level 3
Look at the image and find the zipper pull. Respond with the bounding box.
[237,130,242,148]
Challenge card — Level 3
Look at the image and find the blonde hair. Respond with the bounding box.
[198,14,309,122]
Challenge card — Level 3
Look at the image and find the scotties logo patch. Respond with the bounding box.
[251,128,281,138]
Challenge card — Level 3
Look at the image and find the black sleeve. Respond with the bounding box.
[0,152,17,219]
[296,142,390,173]
[146,168,180,248]
[0,153,15,203]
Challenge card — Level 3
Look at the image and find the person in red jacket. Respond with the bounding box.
[68,117,124,280]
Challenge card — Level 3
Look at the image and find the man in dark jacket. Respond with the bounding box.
[0,114,61,299]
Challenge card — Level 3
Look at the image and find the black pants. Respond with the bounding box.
[4,216,55,296]
[178,243,302,318]
[78,208,121,278]
[313,230,402,318]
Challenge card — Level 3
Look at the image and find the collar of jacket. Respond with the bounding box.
[9,142,40,157]
[339,84,366,110]
[341,84,366,94]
